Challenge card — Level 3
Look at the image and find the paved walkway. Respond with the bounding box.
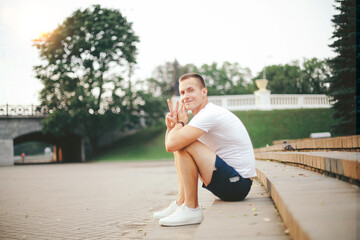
[0,161,288,239]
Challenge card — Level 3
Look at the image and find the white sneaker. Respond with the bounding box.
[153,201,179,219]
[159,204,203,226]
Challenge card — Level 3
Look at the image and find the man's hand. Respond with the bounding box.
[165,99,178,130]
[177,104,189,125]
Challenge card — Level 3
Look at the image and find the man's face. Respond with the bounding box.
[179,77,207,111]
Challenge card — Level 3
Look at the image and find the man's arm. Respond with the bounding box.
[164,99,178,147]
[165,127,171,147]
[166,124,204,152]
[164,99,204,152]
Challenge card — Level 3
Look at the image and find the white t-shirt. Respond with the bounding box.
[188,103,256,178]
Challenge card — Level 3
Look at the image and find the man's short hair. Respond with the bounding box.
[179,73,206,88]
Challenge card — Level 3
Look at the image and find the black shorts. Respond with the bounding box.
[202,155,252,201]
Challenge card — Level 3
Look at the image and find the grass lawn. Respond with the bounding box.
[94,126,173,161]
[233,108,337,148]
[95,108,337,162]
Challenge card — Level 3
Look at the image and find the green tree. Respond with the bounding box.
[148,61,254,96]
[254,59,331,94]
[147,61,199,97]
[33,5,141,154]
[147,60,179,97]
[300,58,331,94]
[198,62,253,95]
[327,0,357,135]
[255,63,302,94]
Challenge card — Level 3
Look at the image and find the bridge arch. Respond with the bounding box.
[0,116,86,165]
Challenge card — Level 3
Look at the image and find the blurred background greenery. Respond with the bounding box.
[94,108,337,161]
[19,1,355,162]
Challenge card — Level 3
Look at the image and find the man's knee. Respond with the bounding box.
[184,141,202,154]
[186,140,206,153]
[174,141,201,157]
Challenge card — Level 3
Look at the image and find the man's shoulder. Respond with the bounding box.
[205,103,227,112]
[193,103,232,122]
[206,103,234,117]
[199,103,223,118]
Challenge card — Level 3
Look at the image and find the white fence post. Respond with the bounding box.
[254,91,271,110]
[298,95,304,107]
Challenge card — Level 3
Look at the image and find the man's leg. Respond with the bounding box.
[158,141,216,226]
[153,153,184,219]
[175,141,216,208]
[174,152,185,205]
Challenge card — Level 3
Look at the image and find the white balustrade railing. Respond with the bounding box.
[270,94,331,109]
[172,94,331,111]
[205,95,256,111]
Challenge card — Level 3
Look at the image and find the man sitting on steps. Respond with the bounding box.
[154,73,256,227]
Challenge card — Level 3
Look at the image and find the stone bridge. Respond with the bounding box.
[0,116,87,165]
[0,104,140,165]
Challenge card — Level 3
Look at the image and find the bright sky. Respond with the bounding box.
[0,0,337,105]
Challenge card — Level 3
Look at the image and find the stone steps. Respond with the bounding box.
[194,179,290,240]
[255,160,360,240]
[195,136,360,239]
[255,135,360,152]
[147,135,360,239]
[254,135,360,240]
[255,151,360,181]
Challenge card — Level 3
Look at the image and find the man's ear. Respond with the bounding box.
[202,88,208,95]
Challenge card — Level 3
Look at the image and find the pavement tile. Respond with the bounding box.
[0,161,180,239]
[0,160,292,240]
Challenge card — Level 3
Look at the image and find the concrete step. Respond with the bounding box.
[194,179,290,240]
[146,179,290,240]
[255,151,360,181]
[255,160,360,240]
[255,135,360,153]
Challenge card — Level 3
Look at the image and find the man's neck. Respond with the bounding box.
[192,99,209,115]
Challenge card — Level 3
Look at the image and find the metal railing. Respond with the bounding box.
[0,104,48,116]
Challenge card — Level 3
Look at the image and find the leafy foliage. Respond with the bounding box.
[146,60,181,97]
[254,58,331,94]
[301,58,331,94]
[255,63,302,94]
[327,0,357,135]
[147,61,254,96]
[148,59,330,96]
[33,5,164,154]
[197,62,254,95]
